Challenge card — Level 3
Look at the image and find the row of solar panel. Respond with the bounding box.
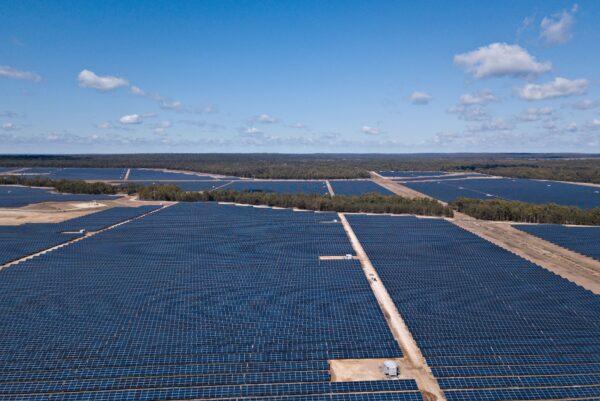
[0,204,407,399]
[513,224,600,261]
[0,206,160,266]
[402,177,600,209]
[0,185,117,208]
[347,214,600,400]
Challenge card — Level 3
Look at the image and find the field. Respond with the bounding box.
[0,165,599,401]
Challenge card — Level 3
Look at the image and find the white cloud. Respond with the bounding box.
[119,114,143,125]
[2,122,16,131]
[467,118,514,133]
[518,77,588,100]
[588,119,600,129]
[160,100,183,110]
[130,85,146,96]
[96,122,112,129]
[566,122,578,132]
[154,120,172,134]
[0,65,41,82]
[256,114,278,123]
[459,90,497,105]
[361,126,380,135]
[78,69,128,91]
[244,126,261,135]
[409,91,432,105]
[454,43,551,78]
[447,105,489,121]
[517,107,554,122]
[540,5,578,45]
[571,99,599,110]
[290,122,307,129]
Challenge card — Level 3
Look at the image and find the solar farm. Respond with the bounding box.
[0,166,599,401]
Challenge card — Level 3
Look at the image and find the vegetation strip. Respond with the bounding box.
[451,197,600,225]
[137,185,453,217]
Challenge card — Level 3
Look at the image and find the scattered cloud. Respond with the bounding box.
[95,122,113,129]
[447,105,489,121]
[290,122,307,129]
[159,100,183,111]
[587,119,600,129]
[540,4,578,45]
[119,114,143,125]
[518,77,588,100]
[0,65,42,82]
[243,126,262,135]
[361,126,380,135]
[459,90,497,105]
[467,118,514,133]
[517,107,554,122]
[570,99,599,110]
[129,85,145,96]
[78,69,128,91]
[256,113,278,123]
[2,122,17,131]
[454,43,551,79]
[153,120,172,134]
[0,111,19,118]
[409,91,432,105]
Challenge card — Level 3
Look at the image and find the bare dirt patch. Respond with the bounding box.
[329,358,408,382]
[370,174,439,201]
[451,212,600,294]
[0,197,172,226]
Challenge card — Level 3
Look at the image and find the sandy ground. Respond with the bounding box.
[370,173,441,201]
[330,358,408,382]
[326,180,335,196]
[451,212,600,294]
[338,212,446,401]
[0,197,171,226]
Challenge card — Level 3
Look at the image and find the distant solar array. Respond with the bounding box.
[394,173,487,182]
[227,180,329,194]
[127,169,216,181]
[330,180,394,196]
[132,180,232,191]
[378,171,448,178]
[348,214,600,401]
[514,224,600,261]
[0,185,117,208]
[0,206,159,266]
[403,178,600,209]
[0,204,420,401]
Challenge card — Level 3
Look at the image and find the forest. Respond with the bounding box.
[137,185,454,217]
[451,197,600,225]
[1,154,599,182]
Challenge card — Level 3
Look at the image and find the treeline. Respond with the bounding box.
[0,176,139,195]
[1,153,599,182]
[451,197,600,225]
[138,185,454,217]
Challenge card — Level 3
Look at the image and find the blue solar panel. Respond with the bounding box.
[227,181,328,194]
[347,214,600,396]
[0,185,117,208]
[132,180,231,191]
[330,180,394,196]
[0,206,159,265]
[127,169,215,181]
[47,168,128,181]
[404,178,600,209]
[378,171,447,178]
[0,203,416,400]
[514,224,600,261]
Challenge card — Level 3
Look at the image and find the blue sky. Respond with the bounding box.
[1,0,599,153]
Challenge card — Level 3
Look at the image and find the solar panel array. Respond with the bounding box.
[0,206,159,265]
[132,180,232,191]
[227,180,329,194]
[127,169,216,181]
[378,171,447,178]
[347,214,600,401]
[0,203,422,401]
[393,174,487,183]
[330,180,394,196]
[513,224,600,261]
[48,168,128,181]
[403,178,600,209]
[0,185,117,208]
